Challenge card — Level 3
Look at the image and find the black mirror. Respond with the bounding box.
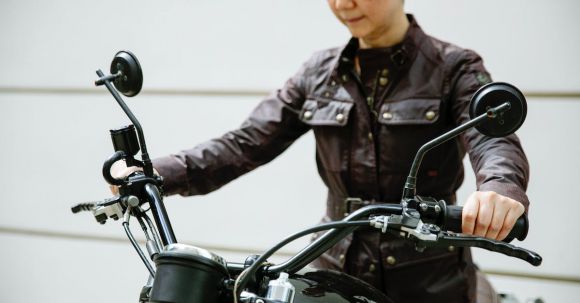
[469,82,527,137]
[94,51,154,177]
[110,51,143,97]
[403,81,527,199]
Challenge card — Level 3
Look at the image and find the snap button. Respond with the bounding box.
[341,74,349,82]
[382,112,393,120]
[379,77,388,86]
[303,110,313,120]
[448,245,455,252]
[336,113,345,123]
[381,69,389,76]
[369,264,376,272]
[366,96,373,105]
[368,132,373,141]
[339,254,345,262]
[330,80,337,86]
[425,110,436,120]
[386,256,396,265]
[324,92,331,98]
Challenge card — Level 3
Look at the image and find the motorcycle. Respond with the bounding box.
[72,51,542,303]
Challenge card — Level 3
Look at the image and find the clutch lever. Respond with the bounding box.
[71,196,136,224]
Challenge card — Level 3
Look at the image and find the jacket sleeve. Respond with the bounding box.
[152,65,311,196]
[449,49,530,210]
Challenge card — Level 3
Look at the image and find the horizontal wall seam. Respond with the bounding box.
[484,270,580,284]
[0,225,293,256]
[1,86,580,99]
[0,86,268,97]
[1,225,579,284]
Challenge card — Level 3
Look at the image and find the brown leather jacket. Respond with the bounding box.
[153,15,529,303]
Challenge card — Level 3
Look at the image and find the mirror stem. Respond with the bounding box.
[96,69,154,177]
[402,102,511,200]
[95,71,122,86]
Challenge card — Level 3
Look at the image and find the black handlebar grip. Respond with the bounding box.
[444,205,529,242]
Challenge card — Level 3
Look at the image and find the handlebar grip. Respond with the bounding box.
[444,205,529,241]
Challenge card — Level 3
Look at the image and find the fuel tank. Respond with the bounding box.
[148,243,392,303]
[287,267,393,303]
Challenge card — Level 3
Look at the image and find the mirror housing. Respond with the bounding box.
[110,50,143,97]
[469,82,527,137]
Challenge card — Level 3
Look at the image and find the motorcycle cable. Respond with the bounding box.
[123,205,156,277]
[140,210,164,252]
[233,219,374,301]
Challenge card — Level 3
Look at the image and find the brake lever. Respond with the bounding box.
[440,232,542,266]
[370,215,543,267]
[418,231,542,266]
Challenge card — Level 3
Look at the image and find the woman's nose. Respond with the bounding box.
[333,0,355,10]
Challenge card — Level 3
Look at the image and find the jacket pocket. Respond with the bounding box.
[377,98,444,174]
[378,98,441,125]
[300,99,354,126]
[300,98,354,172]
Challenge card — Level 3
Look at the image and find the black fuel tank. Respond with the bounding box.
[288,268,393,303]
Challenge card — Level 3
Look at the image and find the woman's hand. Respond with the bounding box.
[109,161,158,195]
[462,191,525,241]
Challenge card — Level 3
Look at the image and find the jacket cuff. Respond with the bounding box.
[152,155,189,196]
[478,181,530,212]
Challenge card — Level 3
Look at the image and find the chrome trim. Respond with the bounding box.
[162,243,227,270]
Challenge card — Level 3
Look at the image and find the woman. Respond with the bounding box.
[114,1,529,302]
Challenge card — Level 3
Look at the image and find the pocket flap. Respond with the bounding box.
[300,99,354,126]
[378,98,441,125]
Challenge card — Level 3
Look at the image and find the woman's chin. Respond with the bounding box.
[347,28,370,39]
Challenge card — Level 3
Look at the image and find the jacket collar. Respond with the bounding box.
[332,14,423,78]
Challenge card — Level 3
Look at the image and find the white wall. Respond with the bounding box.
[1,0,579,302]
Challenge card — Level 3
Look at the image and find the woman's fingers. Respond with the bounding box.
[486,193,509,240]
[462,191,525,240]
[462,192,480,235]
[109,184,119,195]
[497,201,525,240]
[472,192,494,237]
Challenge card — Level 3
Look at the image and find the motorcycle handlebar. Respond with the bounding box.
[267,201,531,275]
[266,204,403,275]
[144,183,177,246]
[443,205,529,242]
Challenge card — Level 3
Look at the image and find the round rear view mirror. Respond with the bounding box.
[110,51,143,97]
[469,82,527,137]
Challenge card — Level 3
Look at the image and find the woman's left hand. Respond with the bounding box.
[461,191,525,241]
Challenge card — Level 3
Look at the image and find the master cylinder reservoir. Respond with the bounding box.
[265,272,295,303]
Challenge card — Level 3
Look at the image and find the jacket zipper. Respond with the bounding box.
[349,69,381,198]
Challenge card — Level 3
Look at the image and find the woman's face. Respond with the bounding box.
[327,0,404,41]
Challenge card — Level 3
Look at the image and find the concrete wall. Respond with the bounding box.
[1,0,579,302]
